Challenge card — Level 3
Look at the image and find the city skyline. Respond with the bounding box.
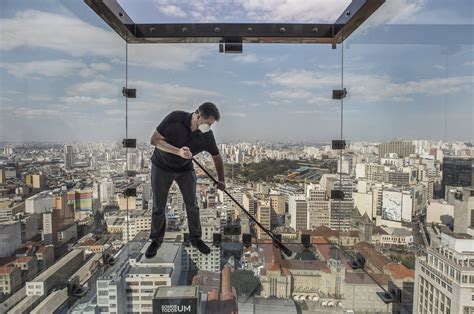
[0,0,473,143]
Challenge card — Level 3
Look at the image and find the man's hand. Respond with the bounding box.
[216,180,226,191]
[178,146,192,159]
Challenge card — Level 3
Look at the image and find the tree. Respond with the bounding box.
[231,269,261,297]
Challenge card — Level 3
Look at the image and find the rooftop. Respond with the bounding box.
[128,266,173,275]
[28,249,83,283]
[384,263,415,281]
[154,285,198,299]
[138,241,181,264]
[345,271,390,286]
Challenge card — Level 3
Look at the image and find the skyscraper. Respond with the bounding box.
[453,187,474,234]
[256,200,271,239]
[64,145,74,169]
[307,189,330,229]
[442,157,473,197]
[289,195,307,231]
[413,232,474,314]
[378,140,415,159]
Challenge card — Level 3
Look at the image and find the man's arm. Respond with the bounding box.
[150,130,191,159]
[212,154,225,183]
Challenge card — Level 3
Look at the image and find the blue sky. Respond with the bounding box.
[0,0,472,143]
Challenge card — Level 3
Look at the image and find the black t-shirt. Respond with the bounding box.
[151,110,220,172]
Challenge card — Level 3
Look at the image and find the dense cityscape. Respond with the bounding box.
[0,139,472,313]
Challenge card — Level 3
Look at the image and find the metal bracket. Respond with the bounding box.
[122,138,136,148]
[377,281,401,304]
[331,190,345,200]
[349,252,366,269]
[212,233,222,247]
[219,40,243,53]
[301,234,311,248]
[332,139,346,150]
[242,233,252,247]
[122,87,136,98]
[123,187,137,197]
[332,88,347,99]
[224,225,241,235]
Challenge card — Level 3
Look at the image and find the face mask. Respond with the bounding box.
[198,123,211,133]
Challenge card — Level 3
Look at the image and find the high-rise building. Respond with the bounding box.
[0,265,22,295]
[442,157,473,197]
[100,179,116,205]
[330,200,354,231]
[366,163,385,183]
[453,187,474,234]
[256,201,271,239]
[413,232,474,314]
[64,145,74,169]
[67,188,93,211]
[289,195,307,231]
[270,194,286,216]
[25,190,54,214]
[127,152,139,171]
[242,193,257,216]
[25,174,45,190]
[42,199,75,246]
[122,211,152,242]
[378,140,415,159]
[0,221,21,258]
[307,189,330,229]
[183,216,221,272]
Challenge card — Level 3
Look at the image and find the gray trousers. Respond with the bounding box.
[150,163,202,243]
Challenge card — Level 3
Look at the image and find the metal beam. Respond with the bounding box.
[84,0,385,44]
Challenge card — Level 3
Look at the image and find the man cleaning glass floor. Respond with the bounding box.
[146,102,226,258]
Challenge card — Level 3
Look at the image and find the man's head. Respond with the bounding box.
[194,102,220,132]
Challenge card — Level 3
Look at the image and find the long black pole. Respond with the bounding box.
[192,157,292,257]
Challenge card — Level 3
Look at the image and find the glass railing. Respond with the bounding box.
[0,1,473,314]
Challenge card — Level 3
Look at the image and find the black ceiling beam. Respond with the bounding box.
[85,0,385,44]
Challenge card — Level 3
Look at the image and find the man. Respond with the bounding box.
[146,102,226,258]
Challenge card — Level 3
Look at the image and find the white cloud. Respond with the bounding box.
[266,69,474,104]
[127,44,211,70]
[0,59,84,78]
[90,63,112,72]
[233,54,259,64]
[269,89,314,100]
[128,80,219,108]
[365,0,425,25]
[242,0,350,23]
[67,80,120,98]
[0,10,210,70]
[232,53,281,64]
[159,5,188,17]
[0,59,115,79]
[1,105,64,119]
[60,96,117,106]
[27,95,53,102]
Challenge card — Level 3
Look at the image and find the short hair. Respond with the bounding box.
[197,102,220,121]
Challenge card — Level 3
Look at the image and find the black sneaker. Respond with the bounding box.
[145,241,162,258]
[191,239,211,255]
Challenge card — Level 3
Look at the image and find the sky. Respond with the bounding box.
[0,0,473,144]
